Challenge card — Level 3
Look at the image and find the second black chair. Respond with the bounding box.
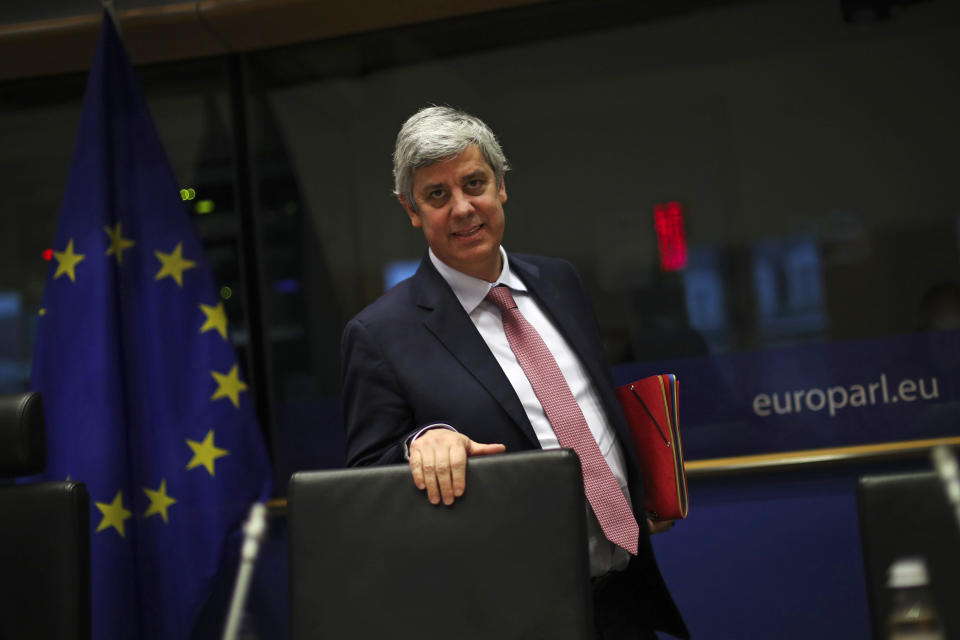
[0,391,91,640]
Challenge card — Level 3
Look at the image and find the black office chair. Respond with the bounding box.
[856,471,960,640]
[0,391,91,640]
[288,449,593,640]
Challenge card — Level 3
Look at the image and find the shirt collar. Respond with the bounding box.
[428,246,528,314]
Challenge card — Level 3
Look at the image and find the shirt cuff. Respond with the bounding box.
[403,423,459,460]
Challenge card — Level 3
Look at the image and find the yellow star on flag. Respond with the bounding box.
[186,429,229,476]
[104,222,135,265]
[211,364,247,408]
[95,490,133,537]
[154,242,197,287]
[199,302,228,340]
[143,478,177,523]
[53,238,86,282]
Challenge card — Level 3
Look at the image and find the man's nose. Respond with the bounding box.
[450,190,474,217]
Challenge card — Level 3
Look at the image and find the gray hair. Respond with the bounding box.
[393,106,510,210]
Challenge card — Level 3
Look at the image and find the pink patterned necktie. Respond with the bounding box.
[485,286,639,555]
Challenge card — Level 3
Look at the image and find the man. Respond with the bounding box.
[342,106,688,640]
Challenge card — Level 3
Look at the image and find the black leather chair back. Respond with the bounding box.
[0,392,91,640]
[288,449,593,640]
[857,471,960,639]
[0,391,46,477]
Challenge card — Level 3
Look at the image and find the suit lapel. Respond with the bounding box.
[412,257,540,447]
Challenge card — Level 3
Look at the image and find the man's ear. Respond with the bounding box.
[398,194,422,228]
[498,176,507,204]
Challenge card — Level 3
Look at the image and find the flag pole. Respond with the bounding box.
[221,503,268,640]
[102,0,122,37]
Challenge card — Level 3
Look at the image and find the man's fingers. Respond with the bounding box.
[409,432,503,506]
[450,445,467,498]
[409,449,425,490]
[647,518,675,534]
[435,453,455,506]
[467,441,506,456]
[420,448,441,505]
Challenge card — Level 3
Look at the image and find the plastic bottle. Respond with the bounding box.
[886,556,944,640]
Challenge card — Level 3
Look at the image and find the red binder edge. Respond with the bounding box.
[620,374,689,520]
[661,374,689,519]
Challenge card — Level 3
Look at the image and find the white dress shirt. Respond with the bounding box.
[427,247,631,576]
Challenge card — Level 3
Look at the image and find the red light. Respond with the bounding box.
[42,248,53,261]
[654,202,688,271]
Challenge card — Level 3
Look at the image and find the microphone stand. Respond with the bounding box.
[222,502,268,640]
[931,445,960,534]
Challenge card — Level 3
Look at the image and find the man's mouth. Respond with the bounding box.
[451,224,483,238]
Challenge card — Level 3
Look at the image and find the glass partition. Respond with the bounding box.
[245,0,960,469]
[4,0,958,477]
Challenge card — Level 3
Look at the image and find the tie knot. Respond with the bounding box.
[485,285,518,312]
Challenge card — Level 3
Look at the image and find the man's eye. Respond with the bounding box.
[466,180,484,190]
[429,190,445,199]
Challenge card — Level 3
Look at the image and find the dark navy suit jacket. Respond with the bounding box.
[342,252,688,639]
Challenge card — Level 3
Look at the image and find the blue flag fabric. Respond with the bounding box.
[30,13,272,639]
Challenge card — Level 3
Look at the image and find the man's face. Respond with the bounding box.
[400,145,507,282]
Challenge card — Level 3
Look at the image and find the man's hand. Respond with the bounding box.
[408,429,506,505]
[647,518,675,534]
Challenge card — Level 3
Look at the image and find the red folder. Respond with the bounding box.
[615,374,689,521]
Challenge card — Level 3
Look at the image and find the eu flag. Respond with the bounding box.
[30,13,272,639]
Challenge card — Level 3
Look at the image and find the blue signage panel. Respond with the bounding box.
[614,331,960,460]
